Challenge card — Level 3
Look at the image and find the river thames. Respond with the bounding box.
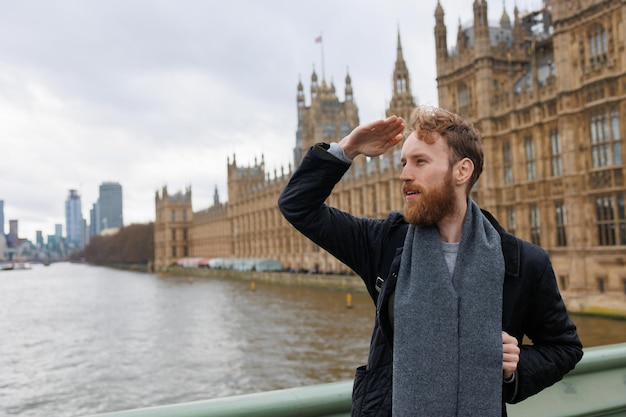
[1,263,625,417]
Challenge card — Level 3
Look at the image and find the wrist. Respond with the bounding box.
[503,371,516,383]
[338,137,359,160]
[327,142,353,164]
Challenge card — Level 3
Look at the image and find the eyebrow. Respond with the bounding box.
[403,151,429,160]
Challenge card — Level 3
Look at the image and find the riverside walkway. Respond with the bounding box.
[90,342,626,417]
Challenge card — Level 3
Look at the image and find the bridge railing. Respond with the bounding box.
[89,342,626,417]
[508,342,626,417]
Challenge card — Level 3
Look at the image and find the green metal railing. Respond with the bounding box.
[89,343,626,417]
[508,342,626,417]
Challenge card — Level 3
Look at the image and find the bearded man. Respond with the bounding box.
[278,106,582,417]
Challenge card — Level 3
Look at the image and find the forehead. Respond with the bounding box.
[400,131,449,159]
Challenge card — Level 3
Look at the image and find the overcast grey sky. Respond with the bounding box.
[1,0,539,241]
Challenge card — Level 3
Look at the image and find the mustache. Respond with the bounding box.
[402,185,424,194]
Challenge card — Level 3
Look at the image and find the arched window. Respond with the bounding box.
[458,83,470,115]
[524,135,537,181]
[590,107,622,168]
[396,76,407,93]
[502,140,513,185]
[589,23,607,65]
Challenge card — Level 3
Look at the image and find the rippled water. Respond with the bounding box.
[1,262,624,416]
[0,263,374,416]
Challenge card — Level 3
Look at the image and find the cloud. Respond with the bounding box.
[0,0,513,239]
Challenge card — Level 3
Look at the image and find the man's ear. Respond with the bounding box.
[455,158,474,186]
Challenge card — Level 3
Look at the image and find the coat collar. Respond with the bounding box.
[481,209,521,278]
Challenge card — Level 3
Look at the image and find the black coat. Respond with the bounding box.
[278,144,583,417]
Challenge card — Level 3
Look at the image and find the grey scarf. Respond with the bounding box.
[393,199,505,416]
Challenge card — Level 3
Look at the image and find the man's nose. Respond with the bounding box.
[399,166,412,182]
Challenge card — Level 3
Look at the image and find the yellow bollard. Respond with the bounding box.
[250,281,256,291]
[346,293,353,309]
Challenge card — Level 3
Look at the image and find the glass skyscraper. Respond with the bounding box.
[98,182,123,232]
[65,189,84,251]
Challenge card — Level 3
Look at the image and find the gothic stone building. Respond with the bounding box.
[155,0,626,298]
[433,0,626,296]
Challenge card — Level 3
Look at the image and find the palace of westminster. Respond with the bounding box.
[155,0,626,298]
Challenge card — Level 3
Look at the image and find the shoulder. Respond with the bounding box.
[481,208,550,277]
[357,211,408,250]
[518,238,549,263]
[386,211,409,229]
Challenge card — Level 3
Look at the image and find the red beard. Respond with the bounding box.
[403,170,456,227]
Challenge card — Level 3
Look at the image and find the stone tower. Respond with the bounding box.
[435,0,517,122]
[386,29,417,122]
[154,186,192,270]
[433,0,626,297]
[227,153,266,205]
[293,70,360,167]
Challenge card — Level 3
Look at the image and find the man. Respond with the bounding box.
[278,106,583,416]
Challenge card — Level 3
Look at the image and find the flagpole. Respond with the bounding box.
[320,32,325,81]
[315,32,325,81]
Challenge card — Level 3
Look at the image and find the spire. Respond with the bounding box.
[434,1,448,57]
[500,1,511,29]
[393,29,410,94]
[473,0,490,55]
[213,186,219,205]
[387,28,416,121]
[311,67,318,99]
[435,0,444,23]
[345,68,353,101]
[473,0,488,28]
[513,6,524,48]
[396,27,404,62]
[457,18,466,53]
[297,76,305,108]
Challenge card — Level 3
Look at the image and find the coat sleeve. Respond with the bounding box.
[278,144,405,296]
[505,244,583,403]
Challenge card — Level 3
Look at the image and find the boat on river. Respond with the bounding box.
[0,261,31,271]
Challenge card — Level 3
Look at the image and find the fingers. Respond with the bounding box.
[502,331,520,355]
[502,331,520,379]
[340,116,405,159]
[365,115,404,135]
[502,357,517,379]
[379,116,405,136]
[502,331,517,344]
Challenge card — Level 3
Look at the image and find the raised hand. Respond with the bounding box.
[338,115,405,159]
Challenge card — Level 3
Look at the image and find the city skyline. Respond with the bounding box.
[0,0,525,240]
[1,182,123,245]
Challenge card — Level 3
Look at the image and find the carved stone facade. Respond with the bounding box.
[154,186,193,269]
[190,187,232,260]
[435,0,626,296]
[154,0,626,297]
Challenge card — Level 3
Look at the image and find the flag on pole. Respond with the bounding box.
[315,34,325,80]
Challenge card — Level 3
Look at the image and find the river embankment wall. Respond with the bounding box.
[101,263,626,319]
[159,266,366,293]
[158,267,626,320]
